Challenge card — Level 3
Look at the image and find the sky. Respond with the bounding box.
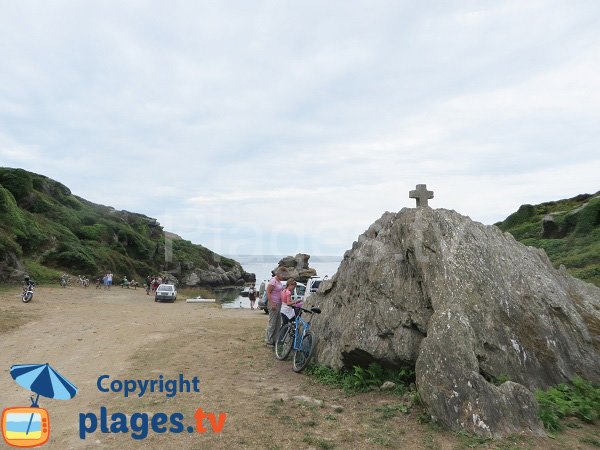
[1,1,599,256]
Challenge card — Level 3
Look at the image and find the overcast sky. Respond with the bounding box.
[1,1,599,256]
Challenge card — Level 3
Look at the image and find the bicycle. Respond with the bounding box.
[59,274,70,288]
[78,275,89,288]
[275,305,321,372]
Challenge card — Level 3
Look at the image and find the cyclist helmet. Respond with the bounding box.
[24,276,30,282]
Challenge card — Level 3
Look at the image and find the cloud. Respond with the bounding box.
[0,1,599,255]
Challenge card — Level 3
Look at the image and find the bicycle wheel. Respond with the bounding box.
[292,331,316,372]
[275,324,294,360]
[22,291,33,303]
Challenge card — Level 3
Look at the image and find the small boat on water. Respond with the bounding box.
[186,296,216,303]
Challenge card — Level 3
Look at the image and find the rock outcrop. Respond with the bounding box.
[0,251,25,282]
[182,263,254,287]
[272,253,317,282]
[312,207,600,436]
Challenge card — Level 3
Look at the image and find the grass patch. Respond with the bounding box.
[374,403,410,420]
[0,306,35,334]
[580,435,600,448]
[302,435,335,449]
[491,374,511,386]
[455,430,493,448]
[535,376,600,431]
[305,362,415,394]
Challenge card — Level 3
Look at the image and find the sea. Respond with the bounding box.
[218,255,343,309]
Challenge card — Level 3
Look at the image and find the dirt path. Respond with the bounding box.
[0,286,598,449]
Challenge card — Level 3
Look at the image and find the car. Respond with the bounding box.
[155,284,177,302]
[257,281,306,314]
[304,276,328,300]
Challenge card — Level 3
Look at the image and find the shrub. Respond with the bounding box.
[23,259,62,284]
[0,168,34,201]
[76,224,109,241]
[0,186,27,232]
[536,377,600,431]
[500,204,536,230]
[42,243,98,274]
[26,192,54,213]
[574,198,600,236]
[0,229,22,255]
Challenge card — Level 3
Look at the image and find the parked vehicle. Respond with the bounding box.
[258,281,305,314]
[155,284,177,303]
[59,274,69,288]
[22,279,35,303]
[304,276,328,300]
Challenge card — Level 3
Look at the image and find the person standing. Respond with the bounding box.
[265,271,284,346]
[248,285,257,310]
[280,279,298,326]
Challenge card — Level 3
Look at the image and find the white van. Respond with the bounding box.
[304,276,328,299]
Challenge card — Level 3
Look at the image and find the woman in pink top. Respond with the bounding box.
[265,271,284,345]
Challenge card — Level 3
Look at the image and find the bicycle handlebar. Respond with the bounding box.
[298,306,321,315]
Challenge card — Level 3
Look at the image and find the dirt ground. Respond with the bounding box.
[0,285,598,450]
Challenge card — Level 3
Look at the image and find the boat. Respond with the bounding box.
[186,296,216,303]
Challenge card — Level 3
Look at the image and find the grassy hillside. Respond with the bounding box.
[496,191,600,287]
[0,167,248,285]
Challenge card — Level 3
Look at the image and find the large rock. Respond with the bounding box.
[0,251,24,282]
[182,263,251,287]
[312,208,600,436]
[272,253,317,282]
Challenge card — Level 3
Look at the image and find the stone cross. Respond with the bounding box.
[409,184,434,207]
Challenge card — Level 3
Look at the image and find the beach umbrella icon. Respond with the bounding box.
[9,363,78,436]
[10,364,77,403]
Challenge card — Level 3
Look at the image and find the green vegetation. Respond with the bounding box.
[0,167,244,283]
[306,362,415,395]
[491,374,511,386]
[535,377,600,431]
[496,192,600,287]
[374,403,410,420]
[302,435,335,450]
[23,259,62,284]
[580,435,600,448]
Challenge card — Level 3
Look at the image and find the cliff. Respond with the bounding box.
[0,167,253,286]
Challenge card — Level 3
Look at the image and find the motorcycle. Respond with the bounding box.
[22,281,35,303]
